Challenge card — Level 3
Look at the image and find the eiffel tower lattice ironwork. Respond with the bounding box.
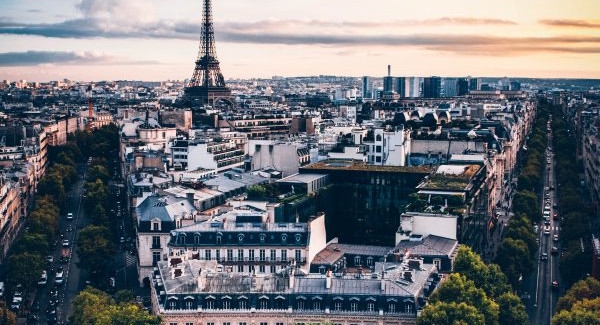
[183,0,231,106]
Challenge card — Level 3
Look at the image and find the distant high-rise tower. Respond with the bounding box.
[383,65,394,93]
[362,76,372,99]
[457,78,469,96]
[183,0,231,106]
[423,76,442,98]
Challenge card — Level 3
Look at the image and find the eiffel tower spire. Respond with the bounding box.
[183,0,231,106]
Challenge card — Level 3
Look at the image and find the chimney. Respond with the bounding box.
[186,191,195,206]
[325,270,331,289]
[288,268,295,289]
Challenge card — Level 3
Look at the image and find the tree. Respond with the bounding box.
[495,238,532,287]
[552,297,600,325]
[429,273,499,325]
[5,252,44,289]
[77,226,116,278]
[418,302,484,325]
[87,165,110,184]
[70,287,160,325]
[497,292,529,325]
[12,233,49,256]
[556,277,600,313]
[0,301,16,325]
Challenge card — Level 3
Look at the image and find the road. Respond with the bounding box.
[528,122,561,325]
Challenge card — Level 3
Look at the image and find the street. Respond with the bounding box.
[527,122,561,325]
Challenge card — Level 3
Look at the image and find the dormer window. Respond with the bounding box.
[152,221,160,231]
[259,234,266,243]
[281,234,287,243]
[295,234,301,243]
[238,234,245,243]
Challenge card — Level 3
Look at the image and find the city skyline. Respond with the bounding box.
[1,0,599,82]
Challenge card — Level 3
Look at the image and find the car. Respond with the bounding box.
[55,269,64,285]
[46,255,54,263]
[553,213,559,220]
[553,234,559,242]
[541,253,548,261]
[67,212,73,220]
[38,270,48,285]
[544,219,550,225]
[66,225,73,232]
[552,280,559,290]
[551,246,559,255]
[544,229,551,236]
[62,239,70,247]
[0,282,4,298]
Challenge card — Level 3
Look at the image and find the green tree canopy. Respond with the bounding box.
[556,277,600,313]
[552,297,600,325]
[77,226,116,277]
[417,301,485,325]
[495,238,532,287]
[497,292,529,325]
[429,273,499,325]
[70,287,160,325]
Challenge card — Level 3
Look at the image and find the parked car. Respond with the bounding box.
[62,239,70,247]
[541,253,548,261]
[55,268,64,285]
[38,270,48,285]
[67,212,73,220]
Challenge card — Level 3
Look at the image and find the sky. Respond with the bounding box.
[0,0,599,82]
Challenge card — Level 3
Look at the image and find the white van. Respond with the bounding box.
[0,282,4,298]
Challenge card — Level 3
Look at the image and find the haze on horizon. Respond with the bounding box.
[0,0,599,82]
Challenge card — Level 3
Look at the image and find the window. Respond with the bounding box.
[205,250,211,260]
[215,250,220,261]
[350,301,358,311]
[185,300,194,309]
[223,323,231,325]
[376,156,382,163]
[152,236,160,248]
[354,256,361,266]
[295,250,301,262]
[152,252,160,266]
[259,299,268,309]
[366,256,373,266]
[207,323,215,325]
[186,323,194,325]
[260,323,267,325]
[388,302,396,313]
[227,249,233,261]
[270,249,276,261]
[222,298,231,309]
[313,300,321,310]
[259,234,266,243]
[281,250,287,261]
[216,235,221,244]
[259,249,266,261]
[270,265,276,273]
[281,234,287,243]
[237,249,244,261]
[239,323,247,325]
[194,234,200,245]
[152,222,160,231]
[295,234,302,242]
[169,300,176,309]
[334,301,342,311]
[405,304,413,313]
[276,323,284,325]
[239,299,248,309]
[237,265,244,272]
[367,302,374,312]
[376,145,382,153]
[249,250,255,262]
[259,265,265,273]
[433,258,441,270]
[205,299,214,309]
[238,234,244,243]
[297,300,305,310]
[170,323,178,325]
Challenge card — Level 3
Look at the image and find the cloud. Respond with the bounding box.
[0,51,157,66]
[539,19,600,28]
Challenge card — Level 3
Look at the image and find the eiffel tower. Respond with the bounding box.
[183,0,231,106]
